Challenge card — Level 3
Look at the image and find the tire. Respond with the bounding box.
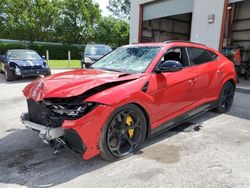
[99,104,147,161]
[5,67,16,81]
[215,81,235,113]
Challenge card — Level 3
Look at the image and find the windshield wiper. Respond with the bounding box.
[101,68,123,72]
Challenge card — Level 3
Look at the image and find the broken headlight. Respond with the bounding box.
[47,102,98,119]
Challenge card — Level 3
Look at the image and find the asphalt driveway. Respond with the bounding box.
[0,70,250,188]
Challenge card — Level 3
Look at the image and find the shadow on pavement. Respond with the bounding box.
[0,73,248,187]
[0,112,220,187]
[0,129,109,187]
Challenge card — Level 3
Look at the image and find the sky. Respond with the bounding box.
[94,0,111,17]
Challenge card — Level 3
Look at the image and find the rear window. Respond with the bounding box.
[188,48,213,65]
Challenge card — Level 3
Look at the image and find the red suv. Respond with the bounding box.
[21,41,236,161]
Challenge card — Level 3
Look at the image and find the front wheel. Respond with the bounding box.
[215,81,235,113]
[5,67,16,81]
[99,104,147,161]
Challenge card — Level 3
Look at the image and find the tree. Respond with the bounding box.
[0,0,60,41]
[107,0,130,20]
[95,16,129,48]
[55,0,101,44]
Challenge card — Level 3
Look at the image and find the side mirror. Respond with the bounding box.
[42,55,46,59]
[156,60,183,73]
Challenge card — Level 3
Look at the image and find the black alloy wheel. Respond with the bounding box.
[215,81,235,113]
[99,104,147,161]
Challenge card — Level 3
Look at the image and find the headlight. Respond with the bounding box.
[15,67,21,75]
[84,57,93,64]
[9,62,17,69]
[42,61,48,67]
[47,102,98,119]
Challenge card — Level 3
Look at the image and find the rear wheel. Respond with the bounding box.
[215,81,235,113]
[99,104,147,161]
[5,67,16,81]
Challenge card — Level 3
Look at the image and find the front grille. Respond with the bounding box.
[20,66,42,70]
[27,99,65,128]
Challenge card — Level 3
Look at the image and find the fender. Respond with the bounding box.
[85,75,155,118]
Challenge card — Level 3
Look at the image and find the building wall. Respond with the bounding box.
[130,0,154,44]
[190,0,225,49]
[130,0,226,50]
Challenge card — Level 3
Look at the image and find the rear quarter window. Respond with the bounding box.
[188,48,214,65]
[208,51,218,60]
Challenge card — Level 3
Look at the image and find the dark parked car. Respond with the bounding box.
[81,44,112,68]
[0,49,51,81]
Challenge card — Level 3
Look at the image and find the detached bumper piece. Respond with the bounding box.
[21,113,64,142]
[21,113,86,155]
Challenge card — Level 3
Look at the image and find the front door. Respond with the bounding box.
[149,47,197,128]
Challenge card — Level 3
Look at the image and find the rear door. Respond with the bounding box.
[187,47,220,104]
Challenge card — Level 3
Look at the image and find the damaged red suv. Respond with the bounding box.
[21,41,236,161]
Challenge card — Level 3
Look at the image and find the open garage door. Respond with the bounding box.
[231,0,250,61]
[141,0,193,42]
[224,0,250,61]
[222,0,250,80]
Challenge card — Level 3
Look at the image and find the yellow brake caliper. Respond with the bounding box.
[126,115,134,139]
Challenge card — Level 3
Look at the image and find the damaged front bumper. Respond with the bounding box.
[21,101,114,160]
[20,113,64,143]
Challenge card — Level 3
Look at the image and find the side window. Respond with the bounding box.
[188,48,213,65]
[208,51,218,60]
[160,47,190,67]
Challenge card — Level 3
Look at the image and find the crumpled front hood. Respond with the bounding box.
[9,59,44,67]
[23,69,141,101]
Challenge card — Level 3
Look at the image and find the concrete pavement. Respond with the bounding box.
[0,69,250,188]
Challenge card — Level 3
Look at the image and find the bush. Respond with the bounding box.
[0,42,84,59]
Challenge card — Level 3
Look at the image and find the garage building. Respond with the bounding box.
[130,0,250,53]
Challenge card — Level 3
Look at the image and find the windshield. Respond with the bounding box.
[91,46,161,73]
[84,45,112,56]
[7,50,42,60]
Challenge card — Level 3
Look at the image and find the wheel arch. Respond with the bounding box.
[227,78,236,88]
[130,102,151,138]
[221,74,237,91]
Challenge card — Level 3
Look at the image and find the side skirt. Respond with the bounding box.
[149,101,217,137]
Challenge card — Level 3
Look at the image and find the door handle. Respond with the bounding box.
[217,69,224,75]
[188,78,197,85]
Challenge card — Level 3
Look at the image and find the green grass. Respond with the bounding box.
[48,60,81,68]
